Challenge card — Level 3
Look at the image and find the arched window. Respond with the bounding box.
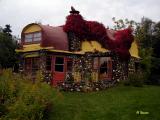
[25,32,41,43]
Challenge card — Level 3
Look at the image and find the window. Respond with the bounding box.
[100,57,108,74]
[55,57,64,72]
[107,57,112,73]
[34,32,41,41]
[93,57,99,69]
[24,32,41,43]
[25,34,33,42]
[32,57,40,73]
[25,58,32,72]
[25,57,40,74]
[46,56,51,71]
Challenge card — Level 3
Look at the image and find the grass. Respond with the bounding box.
[49,85,160,120]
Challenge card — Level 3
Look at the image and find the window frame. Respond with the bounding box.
[93,57,99,70]
[46,56,52,71]
[25,58,32,72]
[25,57,40,74]
[93,57,112,75]
[24,31,42,44]
[99,57,108,74]
[54,57,64,72]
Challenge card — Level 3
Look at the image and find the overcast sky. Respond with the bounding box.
[0,0,160,37]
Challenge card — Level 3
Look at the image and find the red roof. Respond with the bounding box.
[40,25,68,50]
[21,23,69,51]
[21,23,133,58]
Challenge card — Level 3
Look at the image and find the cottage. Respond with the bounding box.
[16,7,140,89]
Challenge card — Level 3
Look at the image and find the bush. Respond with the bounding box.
[0,69,58,120]
[149,74,160,85]
[123,72,145,87]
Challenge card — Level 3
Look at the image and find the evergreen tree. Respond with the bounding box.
[3,24,12,36]
[0,25,17,68]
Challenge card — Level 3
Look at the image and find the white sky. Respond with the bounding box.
[0,0,160,37]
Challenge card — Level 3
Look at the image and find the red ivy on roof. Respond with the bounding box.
[86,21,109,48]
[114,28,134,61]
[63,10,134,61]
[63,14,88,40]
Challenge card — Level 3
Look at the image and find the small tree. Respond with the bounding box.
[0,25,18,69]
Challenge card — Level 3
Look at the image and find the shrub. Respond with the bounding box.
[123,72,145,87]
[149,74,160,85]
[0,69,58,120]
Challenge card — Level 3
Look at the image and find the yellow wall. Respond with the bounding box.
[73,72,81,82]
[24,24,41,33]
[81,40,140,58]
[129,40,140,58]
[92,71,99,82]
[81,40,109,52]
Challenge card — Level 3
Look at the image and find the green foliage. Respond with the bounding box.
[123,72,145,87]
[134,18,160,85]
[136,18,154,48]
[0,25,18,68]
[3,24,12,36]
[0,69,58,120]
[112,17,138,30]
[139,48,152,78]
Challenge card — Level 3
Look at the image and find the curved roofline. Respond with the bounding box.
[21,23,69,50]
[21,23,42,35]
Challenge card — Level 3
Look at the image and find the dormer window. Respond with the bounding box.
[24,32,41,43]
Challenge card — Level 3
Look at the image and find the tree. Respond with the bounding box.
[136,18,154,49]
[0,25,17,69]
[136,18,160,84]
[149,21,160,84]
[135,18,154,76]
[112,17,138,30]
[152,22,160,58]
[3,24,12,36]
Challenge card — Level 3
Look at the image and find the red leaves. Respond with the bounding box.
[114,28,134,61]
[85,21,110,48]
[63,13,134,61]
[63,14,88,39]
[86,21,106,40]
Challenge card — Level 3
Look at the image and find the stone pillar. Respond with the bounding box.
[39,50,47,82]
[112,54,129,82]
[82,53,93,83]
[67,32,81,51]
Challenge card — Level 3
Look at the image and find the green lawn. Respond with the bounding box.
[49,85,160,120]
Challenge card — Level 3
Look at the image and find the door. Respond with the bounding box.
[52,56,66,85]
